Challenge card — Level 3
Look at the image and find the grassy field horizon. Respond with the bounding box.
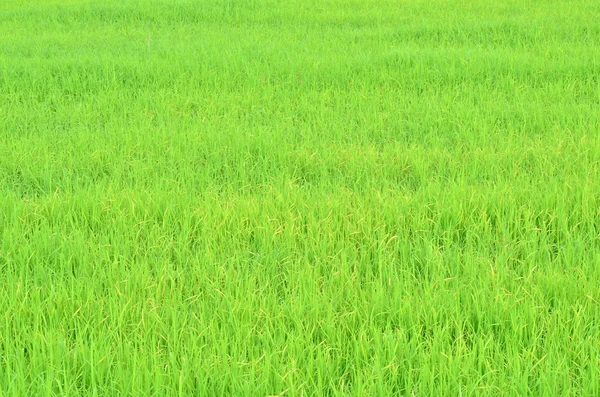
[1,0,599,395]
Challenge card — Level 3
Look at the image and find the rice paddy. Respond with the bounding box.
[0,0,599,395]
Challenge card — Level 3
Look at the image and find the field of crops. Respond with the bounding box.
[1,0,599,395]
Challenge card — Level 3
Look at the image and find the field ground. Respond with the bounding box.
[1,0,600,395]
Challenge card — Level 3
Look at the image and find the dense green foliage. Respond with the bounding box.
[1,0,599,395]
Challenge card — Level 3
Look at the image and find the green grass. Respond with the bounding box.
[1,0,600,395]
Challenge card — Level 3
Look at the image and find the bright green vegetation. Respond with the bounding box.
[1,0,599,395]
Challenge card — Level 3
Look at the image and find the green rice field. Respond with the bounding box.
[1,0,599,395]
